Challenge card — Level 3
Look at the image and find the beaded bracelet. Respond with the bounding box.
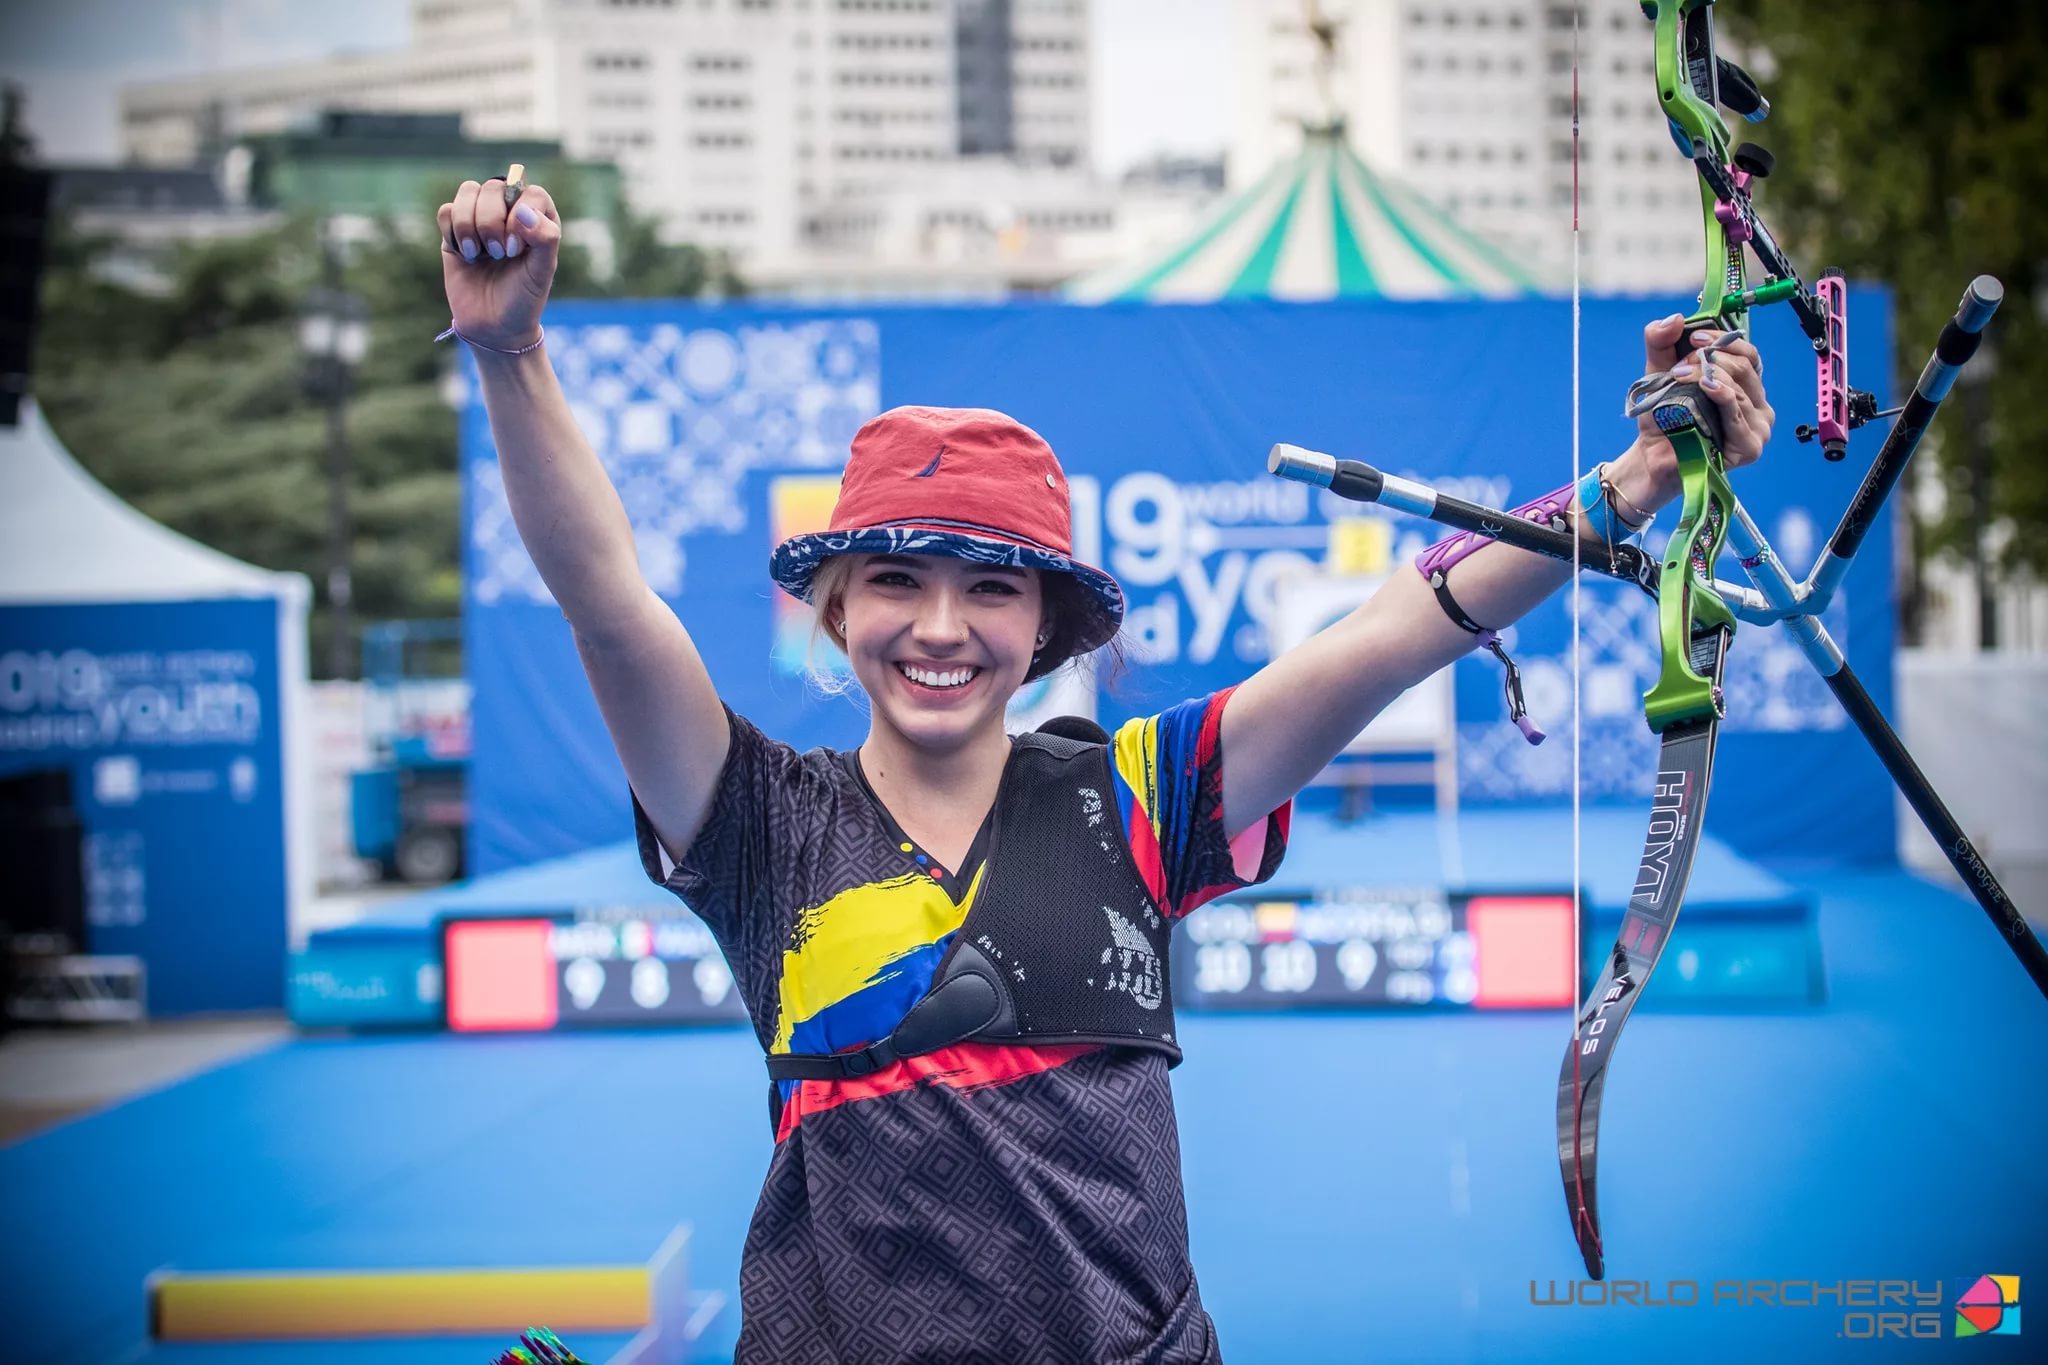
[434,321,546,356]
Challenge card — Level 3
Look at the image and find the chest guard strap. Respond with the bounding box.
[766,723,1182,1083]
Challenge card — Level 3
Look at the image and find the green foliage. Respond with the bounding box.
[33,195,742,676]
[1722,2,2048,576]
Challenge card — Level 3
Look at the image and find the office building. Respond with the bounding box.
[1230,0,1713,290]
[119,0,1095,284]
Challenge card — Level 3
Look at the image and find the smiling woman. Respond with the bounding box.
[438,159,1781,1363]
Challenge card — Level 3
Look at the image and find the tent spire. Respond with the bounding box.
[1301,0,1346,140]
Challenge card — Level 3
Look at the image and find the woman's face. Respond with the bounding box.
[837,552,1046,752]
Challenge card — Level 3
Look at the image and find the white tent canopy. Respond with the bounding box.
[0,399,314,1001]
[0,400,303,605]
[1067,126,1553,304]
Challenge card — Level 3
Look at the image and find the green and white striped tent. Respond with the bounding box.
[1068,126,1550,303]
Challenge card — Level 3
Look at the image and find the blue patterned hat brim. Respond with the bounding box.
[770,525,1125,658]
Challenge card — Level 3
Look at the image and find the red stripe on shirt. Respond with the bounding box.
[776,1041,1102,1141]
[1124,804,1169,909]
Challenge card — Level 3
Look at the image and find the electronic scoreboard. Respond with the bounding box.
[442,887,1582,1033]
[1171,887,1582,1011]
[442,907,749,1033]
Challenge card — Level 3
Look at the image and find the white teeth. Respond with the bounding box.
[899,664,976,689]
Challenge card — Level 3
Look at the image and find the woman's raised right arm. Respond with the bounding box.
[440,176,729,859]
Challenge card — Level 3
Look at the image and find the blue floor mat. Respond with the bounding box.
[9,867,2044,1364]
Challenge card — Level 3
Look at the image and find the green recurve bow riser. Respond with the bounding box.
[1645,418,1735,731]
[1642,0,1741,732]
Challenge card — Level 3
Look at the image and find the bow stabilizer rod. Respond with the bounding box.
[1268,444,1661,594]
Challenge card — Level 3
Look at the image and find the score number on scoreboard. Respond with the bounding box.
[1172,888,1581,1011]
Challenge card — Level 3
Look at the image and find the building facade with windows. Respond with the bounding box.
[118,0,1095,284]
[1229,0,1709,291]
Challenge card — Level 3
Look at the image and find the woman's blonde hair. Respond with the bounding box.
[802,556,862,696]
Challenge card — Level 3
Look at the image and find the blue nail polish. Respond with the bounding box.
[460,237,478,260]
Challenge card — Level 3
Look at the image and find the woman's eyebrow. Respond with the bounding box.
[867,555,1028,579]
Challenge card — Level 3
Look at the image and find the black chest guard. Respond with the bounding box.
[765,721,1182,1085]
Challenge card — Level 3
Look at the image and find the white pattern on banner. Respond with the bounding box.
[468,318,882,604]
[1458,573,1851,802]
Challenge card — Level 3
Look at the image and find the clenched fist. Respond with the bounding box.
[436,172,562,352]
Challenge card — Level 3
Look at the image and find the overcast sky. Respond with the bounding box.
[0,0,1232,177]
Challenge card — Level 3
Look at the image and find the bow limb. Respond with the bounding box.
[1555,388,1736,1278]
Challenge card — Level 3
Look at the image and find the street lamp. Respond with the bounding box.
[299,278,368,678]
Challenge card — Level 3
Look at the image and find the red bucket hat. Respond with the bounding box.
[770,406,1124,677]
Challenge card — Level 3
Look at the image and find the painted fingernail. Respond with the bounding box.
[460,237,478,260]
[506,234,523,258]
[1700,373,1720,389]
[1673,364,1697,379]
[485,239,505,260]
[515,204,539,228]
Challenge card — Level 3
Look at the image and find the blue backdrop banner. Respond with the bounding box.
[0,598,288,1013]
[461,294,1896,875]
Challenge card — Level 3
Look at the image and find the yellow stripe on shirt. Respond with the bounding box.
[771,862,985,1054]
[1112,712,1165,845]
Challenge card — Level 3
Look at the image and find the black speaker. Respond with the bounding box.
[0,766,87,946]
[0,166,53,428]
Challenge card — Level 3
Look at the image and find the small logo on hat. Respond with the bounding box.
[915,445,947,477]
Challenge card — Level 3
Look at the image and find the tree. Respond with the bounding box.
[33,194,744,676]
[1723,4,2048,609]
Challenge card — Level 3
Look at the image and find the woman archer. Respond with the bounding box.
[437,174,1774,1364]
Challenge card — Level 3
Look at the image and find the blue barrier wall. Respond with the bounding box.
[463,294,1895,875]
[0,597,289,1012]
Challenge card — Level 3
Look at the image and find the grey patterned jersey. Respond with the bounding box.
[634,693,1289,1363]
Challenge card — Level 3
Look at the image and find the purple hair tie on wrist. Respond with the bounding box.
[434,321,546,355]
